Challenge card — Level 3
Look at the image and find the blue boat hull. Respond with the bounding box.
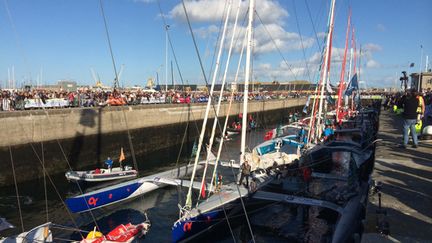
[172,208,228,243]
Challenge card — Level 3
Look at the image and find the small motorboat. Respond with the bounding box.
[81,223,150,243]
[65,166,138,182]
[81,217,151,243]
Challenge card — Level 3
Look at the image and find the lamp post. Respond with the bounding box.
[419,45,423,91]
[165,24,170,92]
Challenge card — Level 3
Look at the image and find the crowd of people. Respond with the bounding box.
[383,88,432,126]
[0,88,307,111]
[383,88,432,148]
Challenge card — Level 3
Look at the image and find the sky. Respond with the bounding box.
[0,0,431,89]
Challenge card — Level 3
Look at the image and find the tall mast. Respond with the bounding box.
[183,0,232,209]
[315,0,336,143]
[336,10,351,123]
[165,24,169,92]
[241,0,255,163]
[196,0,233,202]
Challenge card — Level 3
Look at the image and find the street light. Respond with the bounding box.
[165,24,170,92]
[400,71,408,91]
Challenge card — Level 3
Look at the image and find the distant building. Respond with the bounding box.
[410,72,432,92]
[57,80,77,92]
[233,81,315,92]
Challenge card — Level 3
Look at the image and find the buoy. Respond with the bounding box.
[86,227,103,239]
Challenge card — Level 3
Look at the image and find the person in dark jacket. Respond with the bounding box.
[400,89,419,148]
[238,159,251,188]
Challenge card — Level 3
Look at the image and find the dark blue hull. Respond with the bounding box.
[172,208,226,242]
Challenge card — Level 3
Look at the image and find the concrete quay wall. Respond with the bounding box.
[0,98,306,147]
[0,99,306,186]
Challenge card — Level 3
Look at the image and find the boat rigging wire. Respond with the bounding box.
[9,146,25,232]
[292,0,313,86]
[41,141,49,222]
[98,0,139,173]
[2,0,32,84]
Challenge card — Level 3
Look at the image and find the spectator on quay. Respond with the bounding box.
[399,89,420,148]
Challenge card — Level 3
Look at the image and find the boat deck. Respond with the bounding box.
[191,183,249,216]
[362,109,432,242]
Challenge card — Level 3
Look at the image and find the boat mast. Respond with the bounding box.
[197,0,233,202]
[315,0,336,143]
[241,0,255,164]
[336,10,351,123]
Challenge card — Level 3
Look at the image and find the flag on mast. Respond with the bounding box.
[119,147,125,162]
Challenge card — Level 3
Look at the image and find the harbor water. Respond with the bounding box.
[0,124,315,242]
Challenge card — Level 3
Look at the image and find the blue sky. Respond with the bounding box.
[0,0,431,89]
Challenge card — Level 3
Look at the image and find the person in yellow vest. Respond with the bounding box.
[416,92,425,134]
[417,92,425,121]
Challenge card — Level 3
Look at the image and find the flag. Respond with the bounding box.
[303,96,311,114]
[190,140,198,158]
[201,183,206,199]
[119,147,125,162]
[410,63,415,67]
[326,94,335,105]
[345,73,358,96]
[326,80,334,93]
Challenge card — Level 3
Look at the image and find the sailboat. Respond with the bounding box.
[65,148,138,183]
[171,1,278,241]
[246,2,380,241]
[0,222,53,243]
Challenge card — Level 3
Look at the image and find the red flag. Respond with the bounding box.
[119,147,125,162]
[264,130,273,141]
[201,183,206,199]
[302,167,312,182]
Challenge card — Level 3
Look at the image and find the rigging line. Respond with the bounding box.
[121,108,139,172]
[181,0,209,85]
[304,0,324,52]
[156,0,185,86]
[182,0,246,240]
[157,1,200,174]
[206,0,228,83]
[209,6,247,193]
[254,11,299,82]
[12,115,87,237]
[99,0,138,172]
[196,0,233,205]
[23,107,100,232]
[292,0,313,92]
[9,146,24,232]
[41,141,49,222]
[180,0,230,139]
[98,0,119,89]
[180,0,234,210]
[3,0,32,83]
[26,141,85,239]
[302,0,327,86]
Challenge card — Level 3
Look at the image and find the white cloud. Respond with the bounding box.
[168,0,313,54]
[376,23,386,32]
[363,43,382,52]
[169,0,288,24]
[194,25,219,39]
[252,60,317,82]
[366,60,381,68]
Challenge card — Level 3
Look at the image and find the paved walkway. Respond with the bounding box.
[363,109,432,242]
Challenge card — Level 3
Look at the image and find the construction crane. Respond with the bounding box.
[90,68,102,88]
